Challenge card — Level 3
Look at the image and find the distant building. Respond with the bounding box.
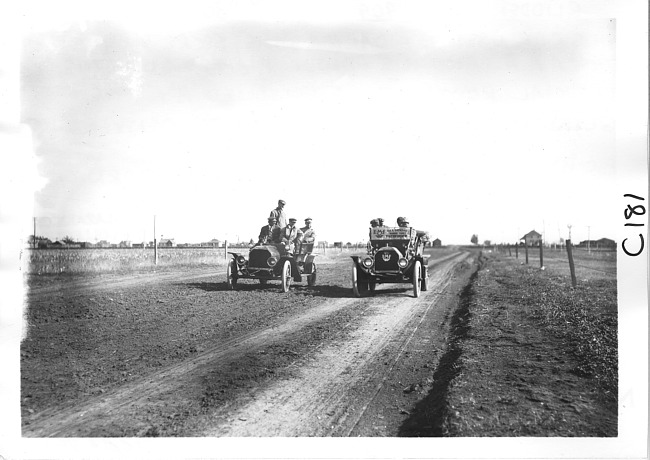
[578,238,616,249]
[201,239,221,248]
[158,238,175,247]
[97,240,111,248]
[132,243,145,248]
[432,238,442,247]
[119,240,131,248]
[520,230,542,246]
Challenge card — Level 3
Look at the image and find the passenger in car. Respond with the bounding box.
[300,218,316,244]
[397,217,410,228]
[280,218,303,254]
[269,199,287,228]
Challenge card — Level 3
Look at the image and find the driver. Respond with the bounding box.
[257,216,280,245]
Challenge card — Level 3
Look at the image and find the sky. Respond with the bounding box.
[6,0,646,246]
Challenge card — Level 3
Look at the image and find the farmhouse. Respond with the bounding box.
[158,238,175,247]
[432,238,442,247]
[520,230,542,246]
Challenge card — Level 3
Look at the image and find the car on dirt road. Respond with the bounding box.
[226,241,317,292]
[351,225,430,298]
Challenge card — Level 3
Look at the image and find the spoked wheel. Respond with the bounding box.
[281,260,292,293]
[226,260,238,290]
[307,264,317,287]
[421,265,429,291]
[412,260,421,298]
[351,264,368,297]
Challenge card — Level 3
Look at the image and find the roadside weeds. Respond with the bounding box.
[407,252,617,437]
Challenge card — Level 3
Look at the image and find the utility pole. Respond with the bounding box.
[154,215,158,265]
[33,217,36,249]
[587,226,591,254]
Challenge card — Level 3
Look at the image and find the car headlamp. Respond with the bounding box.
[267,257,278,267]
[398,258,408,268]
[236,256,247,265]
[362,257,374,268]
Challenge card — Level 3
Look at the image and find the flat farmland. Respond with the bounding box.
[20,245,617,439]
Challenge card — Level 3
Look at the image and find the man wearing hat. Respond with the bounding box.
[269,200,287,228]
[397,217,410,228]
[257,216,281,245]
[300,218,316,244]
[280,217,303,254]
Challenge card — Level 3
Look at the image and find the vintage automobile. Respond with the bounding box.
[351,226,430,298]
[226,240,317,292]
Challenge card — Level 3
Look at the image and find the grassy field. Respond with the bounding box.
[24,248,231,274]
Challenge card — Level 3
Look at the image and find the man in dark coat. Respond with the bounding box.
[258,217,280,245]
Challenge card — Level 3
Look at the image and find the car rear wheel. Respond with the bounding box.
[281,260,292,293]
[307,264,317,286]
[421,265,429,291]
[226,260,238,290]
[412,260,421,298]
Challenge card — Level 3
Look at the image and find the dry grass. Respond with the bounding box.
[24,248,230,274]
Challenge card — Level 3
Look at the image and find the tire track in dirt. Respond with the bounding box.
[202,252,471,437]
[23,251,469,437]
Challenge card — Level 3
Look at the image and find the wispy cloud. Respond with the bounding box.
[266,40,382,55]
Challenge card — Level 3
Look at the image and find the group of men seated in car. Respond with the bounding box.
[370,216,410,228]
[256,200,316,254]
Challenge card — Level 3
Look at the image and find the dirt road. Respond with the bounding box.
[22,250,476,437]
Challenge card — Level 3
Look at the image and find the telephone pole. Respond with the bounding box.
[154,215,158,265]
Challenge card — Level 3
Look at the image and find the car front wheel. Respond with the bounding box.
[281,260,292,293]
[226,260,238,290]
[412,260,421,298]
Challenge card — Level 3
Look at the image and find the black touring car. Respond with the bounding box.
[351,225,429,298]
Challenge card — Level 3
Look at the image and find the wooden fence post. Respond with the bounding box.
[508,245,512,256]
[566,239,577,287]
[515,244,518,259]
[224,240,228,259]
[525,242,529,264]
[540,241,544,268]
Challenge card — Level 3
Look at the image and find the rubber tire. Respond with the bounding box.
[421,265,429,291]
[307,265,317,287]
[352,264,361,297]
[412,260,421,298]
[281,260,292,293]
[226,260,238,290]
